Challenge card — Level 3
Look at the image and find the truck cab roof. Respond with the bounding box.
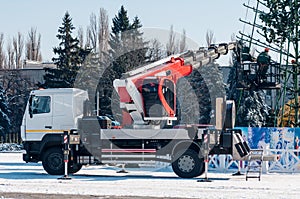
[30,88,86,95]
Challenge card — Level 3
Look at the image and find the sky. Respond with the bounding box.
[0,0,252,64]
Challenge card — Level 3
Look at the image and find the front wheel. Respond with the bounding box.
[172,149,204,178]
[42,147,64,175]
[42,147,82,175]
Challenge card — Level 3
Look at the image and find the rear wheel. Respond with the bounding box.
[172,149,204,178]
[195,160,205,177]
[69,163,82,174]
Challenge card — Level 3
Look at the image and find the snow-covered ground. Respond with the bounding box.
[0,153,299,199]
[0,143,23,152]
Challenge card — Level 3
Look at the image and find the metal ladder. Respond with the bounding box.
[246,149,263,181]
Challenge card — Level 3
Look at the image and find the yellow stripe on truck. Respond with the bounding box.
[26,130,67,133]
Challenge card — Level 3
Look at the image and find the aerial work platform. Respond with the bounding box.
[236,62,281,90]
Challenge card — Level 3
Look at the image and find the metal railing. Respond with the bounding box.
[208,148,300,173]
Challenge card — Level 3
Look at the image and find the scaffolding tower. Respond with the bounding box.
[236,0,300,127]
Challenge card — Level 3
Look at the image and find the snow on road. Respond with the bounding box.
[0,153,299,198]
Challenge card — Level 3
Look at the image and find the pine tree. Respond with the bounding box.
[108,6,148,79]
[98,6,148,116]
[227,42,270,127]
[259,0,300,126]
[177,62,225,125]
[235,90,269,127]
[0,85,10,142]
[43,12,90,88]
[177,30,224,126]
[199,63,226,124]
[240,1,300,126]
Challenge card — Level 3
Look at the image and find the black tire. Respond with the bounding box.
[172,149,203,178]
[69,163,82,174]
[196,160,205,177]
[42,147,64,175]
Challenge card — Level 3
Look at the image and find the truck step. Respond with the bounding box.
[246,149,263,181]
[246,170,260,173]
[246,176,261,181]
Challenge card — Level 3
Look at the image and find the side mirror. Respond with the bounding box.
[28,95,34,118]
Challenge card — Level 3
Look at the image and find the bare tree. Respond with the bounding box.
[83,8,109,61]
[25,27,42,61]
[13,32,24,68]
[205,29,215,47]
[85,26,91,49]
[98,8,109,61]
[7,39,14,69]
[231,33,236,42]
[77,26,84,48]
[87,13,98,51]
[148,38,164,61]
[2,70,36,143]
[0,33,6,69]
[166,25,177,56]
[179,29,187,53]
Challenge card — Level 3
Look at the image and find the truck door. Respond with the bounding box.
[25,95,53,141]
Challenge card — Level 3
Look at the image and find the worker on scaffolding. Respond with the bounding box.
[241,46,254,62]
[257,48,271,82]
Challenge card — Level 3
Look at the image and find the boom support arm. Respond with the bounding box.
[113,42,236,128]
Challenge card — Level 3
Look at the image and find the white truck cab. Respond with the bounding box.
[21,88,88,142]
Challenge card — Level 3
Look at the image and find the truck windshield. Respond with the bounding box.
[31,96,51,114]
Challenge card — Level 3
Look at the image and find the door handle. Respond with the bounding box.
[45,126,52,129]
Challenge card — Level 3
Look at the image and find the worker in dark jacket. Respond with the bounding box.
[241,46,254,62]
[257,48,271,81]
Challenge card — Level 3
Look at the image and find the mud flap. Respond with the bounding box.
[232,131,250,160]
[78,117,103,159]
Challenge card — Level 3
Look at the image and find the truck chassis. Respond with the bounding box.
[23,116,248,178]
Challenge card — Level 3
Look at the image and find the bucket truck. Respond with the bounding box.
[21,42,250,178]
